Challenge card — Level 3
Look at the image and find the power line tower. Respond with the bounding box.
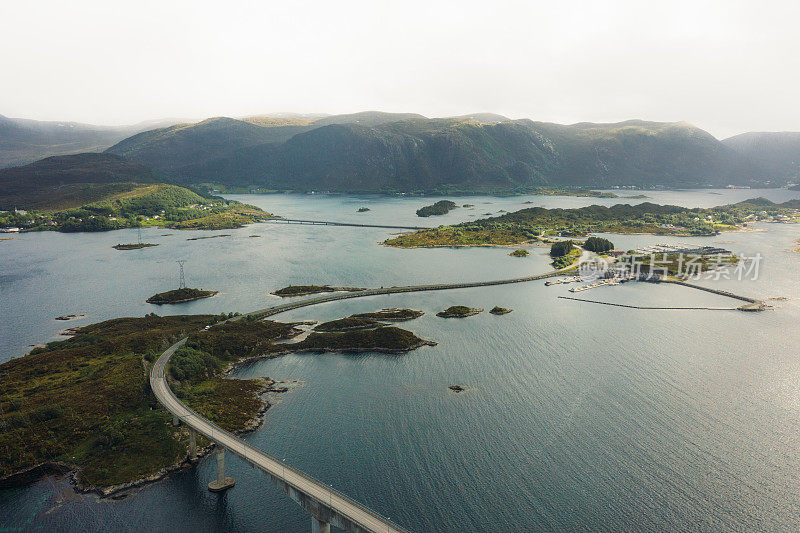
[177,260,186,289]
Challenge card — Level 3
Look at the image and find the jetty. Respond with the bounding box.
[661,279,767,311]
[558,296,740,311]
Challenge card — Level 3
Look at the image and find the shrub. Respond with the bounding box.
[549,240,574,257]
[584,236,614,253]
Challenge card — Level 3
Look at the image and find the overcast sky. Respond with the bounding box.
[1,0,797,138]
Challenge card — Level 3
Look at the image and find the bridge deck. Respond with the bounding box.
[151,341,406,533]
[265,218,431,230]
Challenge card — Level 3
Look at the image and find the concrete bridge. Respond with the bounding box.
[265,218,431,230]
[151,340,407,533]
[149,254,592,532]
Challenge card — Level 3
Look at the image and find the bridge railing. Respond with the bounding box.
[155,352,407,533]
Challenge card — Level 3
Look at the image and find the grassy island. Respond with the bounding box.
[0,309,434,493]
[113,243,159,250]
[436,306,483,318]
[314,317,383,332]
[283,326,435,354]
[384,198,800,248]
[351,308,424,321]
[489,306,513,315]
[416,200,457,217]
[146,288,217,304]
[0,315,229,489]
[271,285,364,297]
[509,249,529,257]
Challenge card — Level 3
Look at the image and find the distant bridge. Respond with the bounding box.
[265,218,431,230]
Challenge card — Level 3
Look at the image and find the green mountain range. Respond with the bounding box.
[3,111,800,195]
[156,117,768,191]
[722,132,800,181]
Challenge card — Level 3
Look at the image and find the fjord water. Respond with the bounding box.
[2,190,800,532]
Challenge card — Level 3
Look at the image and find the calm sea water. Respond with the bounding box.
[2,189,800,532]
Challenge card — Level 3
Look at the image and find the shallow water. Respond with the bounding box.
[2,189,800,532]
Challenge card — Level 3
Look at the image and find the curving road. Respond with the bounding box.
[150,251,590,532]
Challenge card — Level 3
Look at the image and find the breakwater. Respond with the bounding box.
[558,296,739,310]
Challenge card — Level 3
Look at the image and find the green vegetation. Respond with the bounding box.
[0,310,432,491]
[509,248,529,257]
[0,315,224,488]
[551,247,581,269]
[272,285,337,297]
[550,240,574,257]
[314,317,382,332]
[385,226,537,247]
[113,243,158,250]
[350,308,424,321]
[132,116,777,192]
[416,200,458,217]
[271,285,364,297]
[287,327,434,353]
[583,236,614,253]
[384,198,800,248]
[0,183,275,232]
[489,306,513,315]
[146,288,217,305]
[436,306,483,318]
[179,378,264,433]
[0,153,156,210]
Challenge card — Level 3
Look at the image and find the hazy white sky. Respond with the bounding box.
[1,0,798,138]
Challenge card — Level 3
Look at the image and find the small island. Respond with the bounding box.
[489,306,513,315]
[449,385,466,393]
[113,243,159,250]
[357,207,371,212]
[271,285,365,297]
[146,288,218,304]
[436,306,483,318]
[351,308,424,321]
[315,308,425,331]
[55,314,86,321]
[384,199,800,248]
[282,326,436,354]
[314,317,383,332]
[509,249,529,257]
[416,200,457,217]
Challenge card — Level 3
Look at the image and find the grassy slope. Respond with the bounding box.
[1,182,273,231]
[172,118,768,191]
[0,315,218,486]
[0,152,156,210]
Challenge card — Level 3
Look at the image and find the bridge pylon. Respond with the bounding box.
[208,447,235,492]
